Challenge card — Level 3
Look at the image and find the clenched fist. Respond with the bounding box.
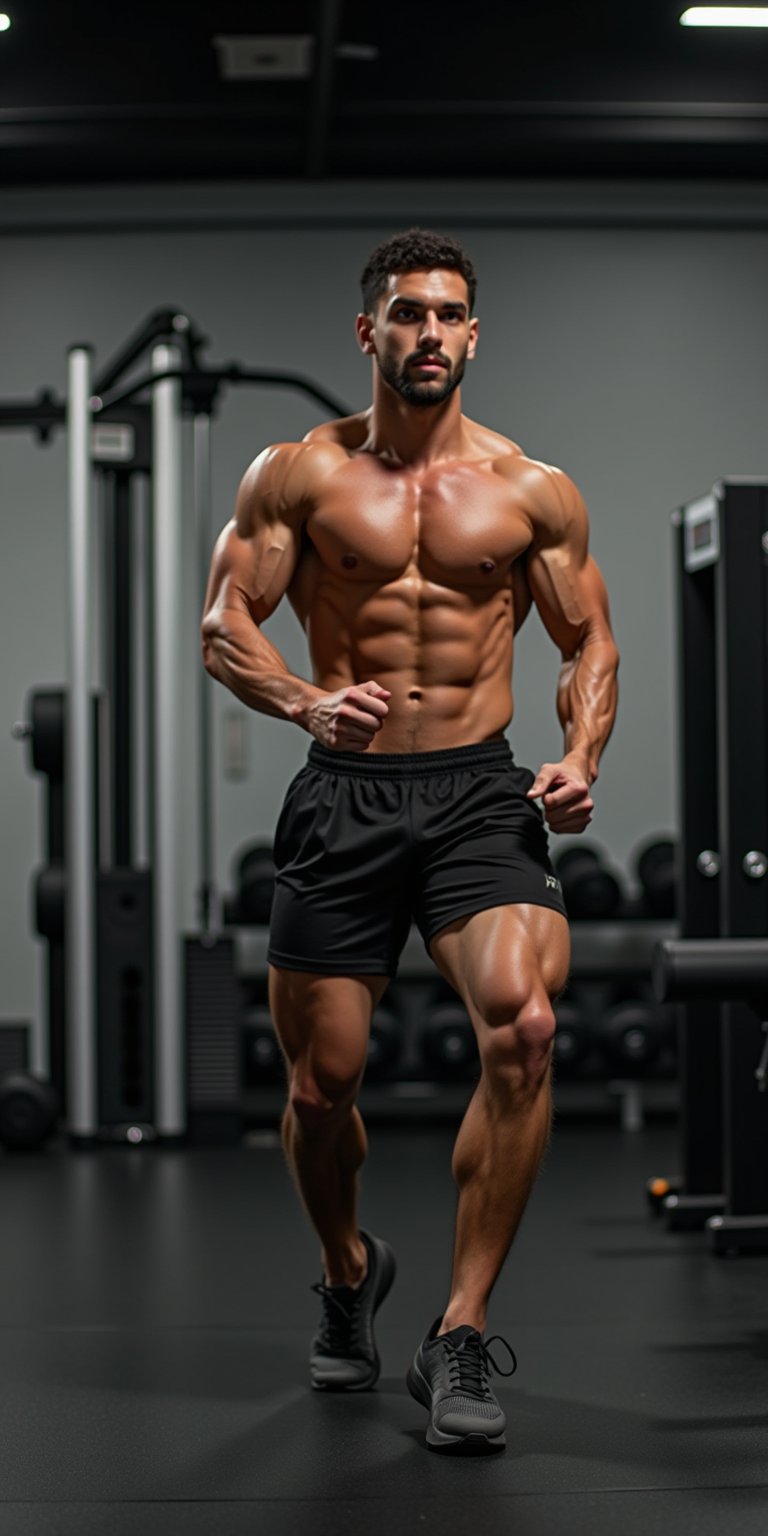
[307,680,391,752]
[527,757,594,834]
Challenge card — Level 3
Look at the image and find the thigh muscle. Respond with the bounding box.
[268,967,391,1085]
[428,904,570,1021]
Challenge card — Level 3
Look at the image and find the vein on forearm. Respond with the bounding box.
[556,627,619,782]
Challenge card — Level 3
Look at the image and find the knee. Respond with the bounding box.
[480,991,556,1086]
[289,1061,361,1134]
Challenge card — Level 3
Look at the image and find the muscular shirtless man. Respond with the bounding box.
[202,228,619,1455]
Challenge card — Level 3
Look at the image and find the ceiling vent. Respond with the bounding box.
[213,35,314,80]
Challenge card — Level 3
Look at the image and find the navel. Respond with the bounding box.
[408,689,422,701]
[340,553,358,570]
[480,559,496,574]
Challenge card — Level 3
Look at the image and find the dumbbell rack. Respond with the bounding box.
[236,917,679,1129]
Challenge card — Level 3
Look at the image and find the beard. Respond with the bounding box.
[376,346,467,408]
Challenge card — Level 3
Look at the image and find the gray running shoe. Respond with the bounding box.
[407,1317,517,1453]
[309,1229,396,1391]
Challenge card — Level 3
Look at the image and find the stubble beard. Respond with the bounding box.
[376,347,467,408]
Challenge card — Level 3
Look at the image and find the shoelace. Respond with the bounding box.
[444,1332,518,1399]
[311,1281,362,1354]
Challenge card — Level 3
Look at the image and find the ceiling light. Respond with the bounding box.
[680,7,768,24]
[0,14,11,31]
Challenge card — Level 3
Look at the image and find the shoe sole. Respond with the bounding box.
[311,1239,396,1392]
[406,1362,506,1454]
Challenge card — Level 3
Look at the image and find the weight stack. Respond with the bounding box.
[184,936,242,1145]
[97,869,154,1127]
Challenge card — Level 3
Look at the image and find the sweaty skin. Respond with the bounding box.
[202,268,619,832]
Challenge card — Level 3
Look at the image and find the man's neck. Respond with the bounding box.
[364,378,467,467]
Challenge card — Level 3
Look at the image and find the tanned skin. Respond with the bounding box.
[202,267,619,1337]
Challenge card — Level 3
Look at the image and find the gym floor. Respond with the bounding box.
[1,1114,767,1536]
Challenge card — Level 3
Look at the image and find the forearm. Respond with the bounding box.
[202,609,321,729]
[556,636,619,785]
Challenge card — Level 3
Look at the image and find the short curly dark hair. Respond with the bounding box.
[360,227,477,315]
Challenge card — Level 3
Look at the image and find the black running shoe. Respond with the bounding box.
[309,1229,396,1391]
[406,1317,518,1453]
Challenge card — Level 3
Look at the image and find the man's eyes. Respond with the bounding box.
[395,309,463,322]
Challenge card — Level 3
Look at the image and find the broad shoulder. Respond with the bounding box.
[234,435,348,533]
[493,451,589,544]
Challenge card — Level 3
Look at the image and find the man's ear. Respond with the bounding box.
[467,316,479,361]
[355,312,377,356]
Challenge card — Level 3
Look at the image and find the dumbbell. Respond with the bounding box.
[421,1004,479,1078]
[365,1008,403,1080]
[235,844,276,926]
[242,1005,284,1085]
[552,842,624,920]
[634,837,677,919]
[552,993,595,1078]
[0,1073,59,1151]
[596,990,668,1077]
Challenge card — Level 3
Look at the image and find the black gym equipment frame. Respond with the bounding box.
[652,480,768,1253]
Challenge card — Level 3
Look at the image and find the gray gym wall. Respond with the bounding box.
[2,178,767,1064]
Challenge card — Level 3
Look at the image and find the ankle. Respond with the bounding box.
[322,1236,368,1289]
[439,1302,487,1336]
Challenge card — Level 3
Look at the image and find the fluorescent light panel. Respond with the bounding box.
[680,7,768,24]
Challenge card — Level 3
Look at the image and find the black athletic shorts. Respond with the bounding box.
[266,738,568,977]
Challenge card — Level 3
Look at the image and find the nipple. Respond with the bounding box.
[341,553,358,570]
[480,559,496,574]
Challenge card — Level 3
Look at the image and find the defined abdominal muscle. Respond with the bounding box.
[305,591,514,748]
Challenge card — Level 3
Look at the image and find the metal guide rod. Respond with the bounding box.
[131,474,151,869]
[66,346,98,1137]
[152,344,185,1137]
[193,411,221,935]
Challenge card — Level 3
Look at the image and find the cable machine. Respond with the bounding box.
[4,309,351,1148]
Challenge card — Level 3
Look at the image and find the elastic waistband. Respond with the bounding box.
[306,738,513,778]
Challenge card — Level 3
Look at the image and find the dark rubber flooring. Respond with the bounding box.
[1,1116,768,1535]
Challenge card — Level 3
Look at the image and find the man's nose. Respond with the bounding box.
[418,309,442,346]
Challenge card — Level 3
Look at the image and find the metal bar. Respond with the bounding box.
[653,939,768,1001]
[152,344,185,1139]
[66,345,98,1139]
[0,393,65,435]
[673,503,724,1196]
[93,472,112,872]
[112,470,133,864]
[95,367,351,421]
[95,309,189,394]
[132,473,152,869]
[193,412,221,935]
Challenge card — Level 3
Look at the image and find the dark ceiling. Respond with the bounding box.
[1,0,767,184]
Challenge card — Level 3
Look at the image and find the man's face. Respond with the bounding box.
[357,268,478,407]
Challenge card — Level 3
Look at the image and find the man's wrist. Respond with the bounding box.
[563,749,596,786]
[289,684,324,733]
